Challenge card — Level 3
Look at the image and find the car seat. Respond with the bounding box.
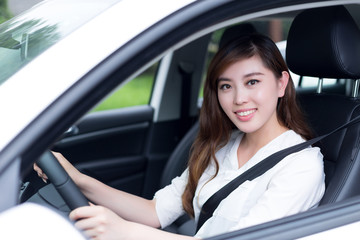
[286,5,360,205]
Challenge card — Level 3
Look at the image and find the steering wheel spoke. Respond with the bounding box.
[36,151,89,210]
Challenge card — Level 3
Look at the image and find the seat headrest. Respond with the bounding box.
[219,23,257,49]
[286,6,360,79]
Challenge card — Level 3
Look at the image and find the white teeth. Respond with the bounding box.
[237,110,255,116]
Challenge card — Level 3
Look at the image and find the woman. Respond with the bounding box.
[35,33,325,239]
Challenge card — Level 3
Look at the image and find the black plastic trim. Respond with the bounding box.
[76,105,154,134]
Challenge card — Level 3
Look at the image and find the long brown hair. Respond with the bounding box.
[181,33,313,217]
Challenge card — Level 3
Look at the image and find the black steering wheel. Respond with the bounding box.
[36,151,89,210]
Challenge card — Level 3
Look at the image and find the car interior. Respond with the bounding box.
[19,3,360,238]
[287,5,360,206]
[163,5,360,235]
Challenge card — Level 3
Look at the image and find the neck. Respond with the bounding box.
[236,114,290,169]
[242,122,289,151]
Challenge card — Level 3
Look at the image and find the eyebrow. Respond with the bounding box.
[217,77,230,82]
[217,72,265,82]
[243,72,265,78]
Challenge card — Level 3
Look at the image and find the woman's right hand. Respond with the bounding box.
[33,151,83,184]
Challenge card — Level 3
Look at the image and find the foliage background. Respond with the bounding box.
[0,0,11,23]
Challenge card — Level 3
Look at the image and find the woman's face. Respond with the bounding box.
[217,55,289,135]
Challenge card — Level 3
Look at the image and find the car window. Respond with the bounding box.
[92,62,158,111]
[0,0,121,86]
[299,77,337,87]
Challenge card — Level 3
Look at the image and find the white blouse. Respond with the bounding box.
[154,130,325,239]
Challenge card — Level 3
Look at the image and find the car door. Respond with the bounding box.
[51,62,160,198]
[51,33,211,199]
[53,105,154,197]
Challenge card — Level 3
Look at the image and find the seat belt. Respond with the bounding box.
[196,114,360,232]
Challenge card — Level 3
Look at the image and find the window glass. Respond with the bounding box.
[92,62,158,111]
[0,0,121,85]
[299,77,337,88]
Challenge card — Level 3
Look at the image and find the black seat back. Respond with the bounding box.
[160,122,199,188]
[286,5,360,204]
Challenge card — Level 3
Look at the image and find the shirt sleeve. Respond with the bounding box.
[153,169,188,228]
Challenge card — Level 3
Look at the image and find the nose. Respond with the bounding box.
[234,88,248,105]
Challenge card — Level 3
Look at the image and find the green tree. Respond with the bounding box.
[0,0,11,24]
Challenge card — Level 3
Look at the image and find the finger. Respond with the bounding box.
[38,171,48,180]
[82,228,105,240]
[41,175,48,183]
[70,207,108,239]
[69,206,103,221]
[33,163,48,183]
[33,163,42,174]
[74,216,101,231]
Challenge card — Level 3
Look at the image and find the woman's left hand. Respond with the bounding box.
[70,204,130,240]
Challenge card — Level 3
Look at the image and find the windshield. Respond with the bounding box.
[0,0,121,85]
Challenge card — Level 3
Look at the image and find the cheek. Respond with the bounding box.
[218,92,234,111]
[253,88,268,102]
[254,87,279,106]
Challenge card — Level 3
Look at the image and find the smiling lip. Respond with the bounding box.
[235,109,257,121]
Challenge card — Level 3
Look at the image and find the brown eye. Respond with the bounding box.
[219,84,231,90]
[247,79,259,86]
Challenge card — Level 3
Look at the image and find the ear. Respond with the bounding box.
[277,71,289,97]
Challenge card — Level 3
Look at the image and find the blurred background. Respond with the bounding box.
[1,0,42,22]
